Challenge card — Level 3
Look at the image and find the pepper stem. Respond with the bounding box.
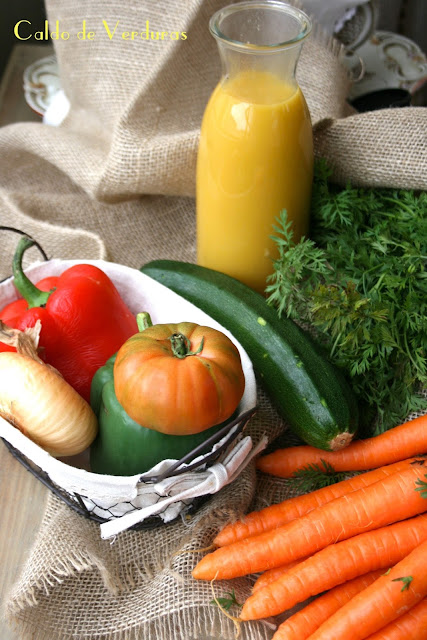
[136,312,153,331]
[170,333,204,359]
[12,237,53,308]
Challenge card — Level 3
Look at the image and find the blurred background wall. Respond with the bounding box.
[0,1,425,94]
[0,1,47,78]
[377,0,426,53]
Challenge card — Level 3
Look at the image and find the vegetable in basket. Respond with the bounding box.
[0,236,138,401]
[90,312,246,476]
[0,320,98,457]
[113,312,245,435]
[90,355,238,476]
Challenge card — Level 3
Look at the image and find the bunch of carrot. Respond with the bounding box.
[192,413,427,639]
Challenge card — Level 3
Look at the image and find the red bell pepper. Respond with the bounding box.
[0,236,138,401]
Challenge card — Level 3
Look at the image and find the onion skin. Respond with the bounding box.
[0,351,98,457]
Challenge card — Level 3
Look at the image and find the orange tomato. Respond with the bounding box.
[113,320,245,435]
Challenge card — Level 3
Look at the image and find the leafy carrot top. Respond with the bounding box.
[392,576,414,592]
[415,475,427,498]
[211,589,242,612]
[285,460,352,491]
[266,159,427,435]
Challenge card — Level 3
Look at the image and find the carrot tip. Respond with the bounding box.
[192,557,212,581]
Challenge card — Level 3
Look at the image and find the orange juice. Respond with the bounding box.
[196,69,313,293]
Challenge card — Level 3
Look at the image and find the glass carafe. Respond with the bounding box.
[196,1,313,294]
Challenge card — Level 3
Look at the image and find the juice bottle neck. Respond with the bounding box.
[209,1,311,89]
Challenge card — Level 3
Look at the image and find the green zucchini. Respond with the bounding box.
[140,260,359,451]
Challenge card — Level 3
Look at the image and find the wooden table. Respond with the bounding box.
[0,446,48,638]
[0,44,52,640]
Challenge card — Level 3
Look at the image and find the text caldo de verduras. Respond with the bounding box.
[14,20,187,41]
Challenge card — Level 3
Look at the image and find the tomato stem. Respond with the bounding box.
[170,333,204,359]
[135,313,205,358]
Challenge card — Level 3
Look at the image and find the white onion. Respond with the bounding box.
[0,321,98,457]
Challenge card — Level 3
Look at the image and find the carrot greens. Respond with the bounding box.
[286,460,351,492]
[392,575,413,592]
[266,160,427,434]
[415,475,427,498]
[210,589,242,612]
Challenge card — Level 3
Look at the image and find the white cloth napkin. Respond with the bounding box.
[100,434,268,539]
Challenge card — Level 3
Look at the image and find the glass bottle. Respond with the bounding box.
[196,1,313,294]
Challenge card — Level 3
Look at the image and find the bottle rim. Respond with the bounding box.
[209,1,312,52]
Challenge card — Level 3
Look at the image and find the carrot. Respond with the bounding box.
[253,560,304,593]
[364,597,427,640]
[192,462,427,581]
[214,458,419,547]
[256,414,427,478]
[239,514,427,620]
[305,539,427,640]
[271,570,384,640]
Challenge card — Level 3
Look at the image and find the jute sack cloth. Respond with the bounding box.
[1,0,426,638]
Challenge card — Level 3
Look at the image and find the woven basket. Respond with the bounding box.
[0,258,259,538]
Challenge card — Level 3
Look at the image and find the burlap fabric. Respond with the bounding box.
[1,1,426,638]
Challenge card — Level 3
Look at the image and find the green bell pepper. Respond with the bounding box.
[89,354,227,476]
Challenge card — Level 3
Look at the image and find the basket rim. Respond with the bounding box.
[139,405,258,482]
